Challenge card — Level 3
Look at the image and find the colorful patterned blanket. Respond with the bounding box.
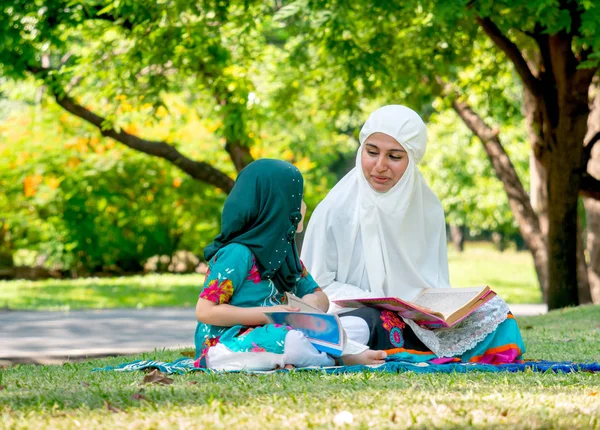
[96,355,600,375]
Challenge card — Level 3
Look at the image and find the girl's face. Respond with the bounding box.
[361,132,409,192]
[296,200,307,233]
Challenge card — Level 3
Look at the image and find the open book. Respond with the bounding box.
[334,286,496,328]
[264,293,346,357]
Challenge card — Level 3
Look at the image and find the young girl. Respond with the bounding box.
[194,159,386,370]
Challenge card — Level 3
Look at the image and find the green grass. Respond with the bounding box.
[449,242,542,304]
[0,274,204,311]
[0,243,542,310]
[1,306,599,429]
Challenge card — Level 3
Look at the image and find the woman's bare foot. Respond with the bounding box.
[341,349,387,366]
[276,364,296,370]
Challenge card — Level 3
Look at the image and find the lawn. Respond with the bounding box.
[448,242,542,304]
[0,243,542,310]
[1,306,599,429]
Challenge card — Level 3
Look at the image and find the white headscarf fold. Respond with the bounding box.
[302,105,450,302]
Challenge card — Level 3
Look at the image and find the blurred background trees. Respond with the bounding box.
[1,0,599,307]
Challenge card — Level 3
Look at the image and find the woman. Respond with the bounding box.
[301,105,525,364]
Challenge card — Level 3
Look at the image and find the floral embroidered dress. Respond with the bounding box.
[194,243,319,367]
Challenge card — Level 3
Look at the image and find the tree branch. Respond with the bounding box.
[476,16,542,96]
[53,90,234,193]
[581,173,600,200]
[449,94,545,248]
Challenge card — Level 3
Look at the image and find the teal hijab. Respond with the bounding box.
[204,159,304,292]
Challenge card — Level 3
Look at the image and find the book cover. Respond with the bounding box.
[264,311,345,356]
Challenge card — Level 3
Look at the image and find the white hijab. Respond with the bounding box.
[301,105,450,301]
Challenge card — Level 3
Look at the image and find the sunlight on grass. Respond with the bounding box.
[0,274,204,311]
[1,306,598,429]
[449,242,542,304]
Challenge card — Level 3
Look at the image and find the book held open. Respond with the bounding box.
[333,286,496,328]
[264,292,346,356]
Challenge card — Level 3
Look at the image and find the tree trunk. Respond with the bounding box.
[225,141,254,172]
[524,88,549,299]
[576,218,592,304]
[544,86,588,309]
[584,84,600,304]
[546,149,580,309]
[525,87,592,303]
[584,197,600,303]
[450,224,465,253]
[474,12,599,309]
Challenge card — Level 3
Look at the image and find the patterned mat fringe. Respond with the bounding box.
[95,356,600,375]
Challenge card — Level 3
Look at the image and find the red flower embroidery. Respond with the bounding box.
[200,278,234,304]
[251,342,266,353]
[380,310,405,332]
[246,258,261,284]
[200,337,220,358]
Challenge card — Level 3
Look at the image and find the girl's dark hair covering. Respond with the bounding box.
[204,159,304,292]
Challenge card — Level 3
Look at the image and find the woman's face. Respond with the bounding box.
[296,200,307,233]
[361,132,409,192]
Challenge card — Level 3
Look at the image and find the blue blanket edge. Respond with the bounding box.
[94,357,600,375]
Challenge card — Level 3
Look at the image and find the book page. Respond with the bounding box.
[411,288,486,319]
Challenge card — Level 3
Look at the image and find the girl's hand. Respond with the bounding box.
[264,305,300,313]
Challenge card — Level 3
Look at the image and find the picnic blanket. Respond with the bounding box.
[96,354,600,375]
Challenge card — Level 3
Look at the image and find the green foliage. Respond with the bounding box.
[423,108,530,237]
[5,0,587,271]
[0,89,225,273]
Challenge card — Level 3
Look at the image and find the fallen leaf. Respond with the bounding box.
[131,392,147,401]
[390,412,398,422]
[104,400,124,413]
[0,385,5,391]
[523,325,534,330]
[501,410,508,417]
[80,382,90,388]
[181,350,195,358]
[142,369,174,385]
[187,381,198,386]
[590,392,598,396]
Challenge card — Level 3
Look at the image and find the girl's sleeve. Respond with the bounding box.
[294,261,323,298]
[199,244,253,305]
